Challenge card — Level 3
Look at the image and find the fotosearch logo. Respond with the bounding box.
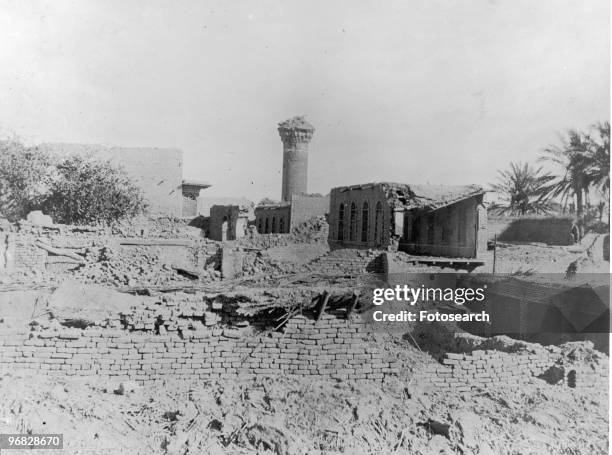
[372,284,487,306]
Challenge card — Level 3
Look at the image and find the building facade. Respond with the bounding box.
[255,205,292,234]
[181,179,211,218]
[328,182,487,258]
[209,205,250,241]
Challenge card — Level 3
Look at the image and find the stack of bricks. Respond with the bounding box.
[304,250,384,275]
[0,313,398,384]
[415,349,609,391]
[563,362,609,390]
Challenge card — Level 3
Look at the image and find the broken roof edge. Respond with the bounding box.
[255,203,291,210]
[332,182,486,210]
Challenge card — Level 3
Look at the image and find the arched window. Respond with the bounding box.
[272,217,277,233]
[349,202,357,241]
[265,217,269,234]
[279,217,285,233]
[361,201,369,243]
[374,201,382,245]
[337,203,345,242]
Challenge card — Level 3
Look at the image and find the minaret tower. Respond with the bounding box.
[278,116,315,202]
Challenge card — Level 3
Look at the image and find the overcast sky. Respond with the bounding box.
[0,0,609,202]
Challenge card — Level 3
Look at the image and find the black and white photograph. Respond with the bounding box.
[0,1,609,454]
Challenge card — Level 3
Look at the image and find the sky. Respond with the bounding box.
[0,0,609,202]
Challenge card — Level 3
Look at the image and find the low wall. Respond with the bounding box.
[416,349,608,391]
[0,314,398,383]
[304,250,384,274]
[496,217,574,245]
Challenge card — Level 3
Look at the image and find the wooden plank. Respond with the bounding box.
[34,241,85,263]
[316,291,330,322]
[119,238,193,247]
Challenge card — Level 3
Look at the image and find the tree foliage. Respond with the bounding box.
[0,142,148,225]
[490,162,554,216]
[42,155,148,225]
[0,142,54,221]
[539,121,610,234]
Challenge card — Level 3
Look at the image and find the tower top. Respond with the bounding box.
[278,116,315,146]
[278,115,315,132]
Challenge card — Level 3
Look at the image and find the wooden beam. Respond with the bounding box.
[34,241,84,263]
[316,291,330,322]
[119,239,193,247]
[345,290,360,318]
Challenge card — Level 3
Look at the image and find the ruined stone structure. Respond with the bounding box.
[197,197,254,218]
[255,194,329,234]
[279,116,315,202]
[209,205,250,241]
[328,182,487,258]
[181,179,211,218]
[415,348,608,392]
[0,303,398,383]
[253,117,327,235]
[255,204,291,234]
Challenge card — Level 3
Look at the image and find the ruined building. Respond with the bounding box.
[208,204,250,241]
[254,116,328,234]
[328,182,487,258]
[181,179,212,217]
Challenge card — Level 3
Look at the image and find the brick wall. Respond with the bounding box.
[0,314,398,383]
[255,206,291,234]
[415,349,608,391]
[3,233,48,272]
[290,194,329,229]
[304,249,385,275]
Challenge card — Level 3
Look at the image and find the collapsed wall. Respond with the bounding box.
[0,221,221,285]
[416,349,608,391]
[0,286,398,383]
[0,317,396,383]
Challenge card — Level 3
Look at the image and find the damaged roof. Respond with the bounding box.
[336,182,485,211]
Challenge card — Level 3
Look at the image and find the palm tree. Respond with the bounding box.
[584,121,610,195]
[490,162,554,216]
[540,122,610,238]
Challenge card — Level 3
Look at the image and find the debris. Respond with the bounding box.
[26,210,54,227]
[34,241,85,263]
[116,381,139,395]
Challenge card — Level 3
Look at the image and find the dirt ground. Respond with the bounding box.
[0,360,607,455]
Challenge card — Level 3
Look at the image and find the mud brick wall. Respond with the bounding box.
[495,216,574,245]
[2,234,47,273]
[416,350,609,391]
[0,314,398,383]
[305,250,384,275]
[289,194,329,229]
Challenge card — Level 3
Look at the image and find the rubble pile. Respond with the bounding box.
[110,216,204,239]
[0,370,607,454]
[70,245,217,286]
